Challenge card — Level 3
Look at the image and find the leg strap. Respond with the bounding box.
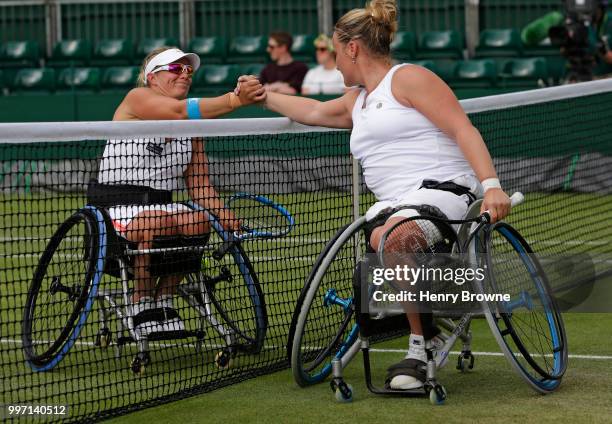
[385,358,427,387]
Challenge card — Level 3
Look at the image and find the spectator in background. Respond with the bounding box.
[301,34,346,95]
[260,31,309,95]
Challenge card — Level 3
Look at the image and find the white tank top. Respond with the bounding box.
[98,137,193,191]
[350,64,475,202]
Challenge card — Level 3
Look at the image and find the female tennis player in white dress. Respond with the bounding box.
[97,46,265,337]
[244,0,511,390]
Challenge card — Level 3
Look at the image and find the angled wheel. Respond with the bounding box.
[479,222,568,393]
[289,218,366,386]
[22,207,106,371]
[192,209,267,354]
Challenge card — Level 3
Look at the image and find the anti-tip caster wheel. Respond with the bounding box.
[456,351,475,372]
[95,328,112,348]
[215,349,232,370]
[330,378,353,403]
[130,352,150,376]
[428,384,447,405]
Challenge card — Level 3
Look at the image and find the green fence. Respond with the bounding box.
[0,2,47,49]
[480,0,560,29]
[61,1,181,42]
[0,0,570,48]
[194,1,319,38]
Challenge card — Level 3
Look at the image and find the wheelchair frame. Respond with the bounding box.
[287,199,568,404]
[22,202,267,375]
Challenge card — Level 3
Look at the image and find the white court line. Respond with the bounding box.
[2,338,611,361]
[0,254,319,262]
[0,236,330,243]
[369,348,612,360]
[1,236,609,246]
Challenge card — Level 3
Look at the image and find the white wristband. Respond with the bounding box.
[481,178,501,193]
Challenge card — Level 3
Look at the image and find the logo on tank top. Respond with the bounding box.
[145,141,164,155]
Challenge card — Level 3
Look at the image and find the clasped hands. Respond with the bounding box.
[233,75,267,106]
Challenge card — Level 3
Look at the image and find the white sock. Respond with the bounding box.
[157,295,174,309]
[132,296,154,315]
[405,334,426,362]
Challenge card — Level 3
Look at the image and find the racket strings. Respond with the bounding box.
[228,197,287,233]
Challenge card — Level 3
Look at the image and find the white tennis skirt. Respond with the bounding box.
[107,203,192,235]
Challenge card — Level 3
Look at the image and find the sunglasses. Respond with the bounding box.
[315,47,328,52]
[152,63,194,77]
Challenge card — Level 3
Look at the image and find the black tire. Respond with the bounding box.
[22,208,103,370]
[289,218,367,386]
[480,222,568,393]
[198,215,267,354]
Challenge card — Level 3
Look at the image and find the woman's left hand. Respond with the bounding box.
[481,188,511,223]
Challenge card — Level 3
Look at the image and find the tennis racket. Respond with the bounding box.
[206,193,294,260]
[225,192,294,240]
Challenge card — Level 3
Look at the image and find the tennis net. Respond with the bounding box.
[1,79,611,422]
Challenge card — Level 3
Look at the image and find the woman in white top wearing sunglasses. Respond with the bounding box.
[96,46,265,337]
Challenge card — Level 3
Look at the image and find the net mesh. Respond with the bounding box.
[1,80,612,422]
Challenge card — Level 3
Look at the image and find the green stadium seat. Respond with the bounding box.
[416,30,464,60]
[391,31,417,61]
[101,66,140,91]
[474,29,523,58]
[56,67,101,93]
[47,39,92,67]
[499,57,547,88]
[522,38,565,84]
[408,60,438,73]
[11,68,56,94]
[1,40,40,67]
[239,63,266,77]
[227,36,267,63]
[135,37,180,62]
[0,69,4,94]
[449,59,497,88]
[426,59,456,81]
[91,39,134,66]
[192,64,240,95]
[188,37,227,64]
[291,34,316,62]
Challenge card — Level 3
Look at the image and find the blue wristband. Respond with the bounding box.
[186,98,202,119]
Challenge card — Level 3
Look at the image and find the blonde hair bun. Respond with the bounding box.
[367,0,398,33]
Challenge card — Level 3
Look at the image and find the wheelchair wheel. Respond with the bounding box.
[22,207,106,371]
[480,222,567,393]
[289,218,366,387]
[201,217,267,354]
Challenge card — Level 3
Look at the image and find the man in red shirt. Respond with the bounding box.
[260,31,309,95]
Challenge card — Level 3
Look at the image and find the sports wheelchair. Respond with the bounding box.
[287,194,568,404]
[21,201,267,375]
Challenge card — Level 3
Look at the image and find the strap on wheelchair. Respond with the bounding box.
[420,179,477,205]
[385,358,427,387]
[86,179,172,207]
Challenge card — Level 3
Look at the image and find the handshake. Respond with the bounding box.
[231,75,267,107]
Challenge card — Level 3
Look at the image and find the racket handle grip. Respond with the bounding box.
[510,192,524,207]
[481,192,525,222]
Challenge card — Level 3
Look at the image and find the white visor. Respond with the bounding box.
[144,48,201,86]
